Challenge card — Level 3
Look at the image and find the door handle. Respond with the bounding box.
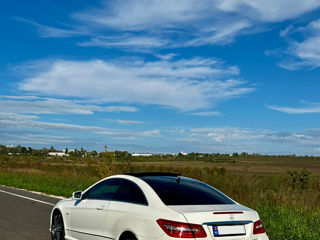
[96,206,104,210]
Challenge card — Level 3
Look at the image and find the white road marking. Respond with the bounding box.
[0,184,65,199]
[0,189,55,206]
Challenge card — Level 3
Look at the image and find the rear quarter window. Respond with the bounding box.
[112,179,148,205]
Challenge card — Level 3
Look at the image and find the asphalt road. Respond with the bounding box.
[0,185,61,240]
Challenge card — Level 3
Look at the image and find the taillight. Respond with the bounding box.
[253,219,265,234]
[157,219,207,238]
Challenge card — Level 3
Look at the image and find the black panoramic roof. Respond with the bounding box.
[125,172,180,178]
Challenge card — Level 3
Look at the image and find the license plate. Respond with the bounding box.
[213,225,246,237]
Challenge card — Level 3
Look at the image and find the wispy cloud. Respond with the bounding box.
[217,0,320,22]
[17,58,253,111]
[185,20,251,46]
[79,35,168,51]
[167,126,320,154]
[188,111,222,116]
[268,101,320,114]
[0,95,137,114]
[19,0,320,51]
[0,113,160,138]
[277,18,320,70]
[1,131,74,145]
[14,17,84,38]
[1,112,320,154]
[154,53,179,61]
[117,120,147,125]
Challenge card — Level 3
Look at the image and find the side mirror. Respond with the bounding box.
[72,191,82,200]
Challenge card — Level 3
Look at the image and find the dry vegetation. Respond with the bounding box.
[0,152,320,239]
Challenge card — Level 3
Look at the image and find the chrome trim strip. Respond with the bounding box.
[203,220,253,225]
[67,229,115,240]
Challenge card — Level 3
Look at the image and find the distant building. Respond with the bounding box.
[180,151,188,156]
[132,153,153,157]
[48,152,69,157]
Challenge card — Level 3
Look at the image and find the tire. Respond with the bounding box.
[120,232,137,240]
[124,237,136,240]
[51,212,65,240]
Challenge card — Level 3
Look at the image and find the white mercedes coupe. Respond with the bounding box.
[50,172,269,240]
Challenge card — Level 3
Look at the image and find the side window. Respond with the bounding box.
[84,178,123,200]
[113,179,148,205]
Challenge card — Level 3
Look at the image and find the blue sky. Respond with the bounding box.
[1,0,320,154]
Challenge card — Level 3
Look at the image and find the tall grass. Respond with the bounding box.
[0,160,319,239]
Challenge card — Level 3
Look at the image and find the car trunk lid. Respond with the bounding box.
[168,204,257,239]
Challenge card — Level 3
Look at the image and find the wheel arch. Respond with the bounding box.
[51,208,63,224]
[50,207,66,240]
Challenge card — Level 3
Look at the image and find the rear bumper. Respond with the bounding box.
[136,233,269,240]
[253,233,269,240]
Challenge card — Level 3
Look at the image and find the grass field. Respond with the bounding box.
[0,154,320,239]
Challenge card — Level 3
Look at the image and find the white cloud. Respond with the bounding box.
[188,111,222,116]
[79,35,168,50]
[73,0,210,31]
[102,106,137,112]
[18,58,253,111]
[0,96,137,114]
[75,0,320,30]
[111,136,139,141]
[185,20,251,46]
[117,120,147,125]
[218,0,320,22]
[1,112,320,154]
[268,101,320,114]
[278,19,320,70]
[170,126,320,154]
[21,0,320,50]
[15,17,83,38]
[188,127,261,142]
[2,132,74,145]
[0,113,160,138]
[72,0,250,48]
[154,53,179,61]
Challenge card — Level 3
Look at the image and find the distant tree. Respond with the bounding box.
[20,147,27,154]
[90,151,98,157]
[98,151,115,178]
[27,147,33,154]
[114,150,131,161]
[41,147,49,155]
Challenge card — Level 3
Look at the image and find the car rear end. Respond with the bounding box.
[136,174,269,240]
[168,204,268,240]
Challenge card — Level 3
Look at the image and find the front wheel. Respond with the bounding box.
[51,212,65,240]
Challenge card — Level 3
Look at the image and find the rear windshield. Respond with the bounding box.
[141,176,235,205]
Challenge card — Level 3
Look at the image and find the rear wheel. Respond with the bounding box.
[51,212,65,240]
[120,232,137,240]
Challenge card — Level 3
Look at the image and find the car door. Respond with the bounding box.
[69,178,124,240]
[104,179,149,239]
